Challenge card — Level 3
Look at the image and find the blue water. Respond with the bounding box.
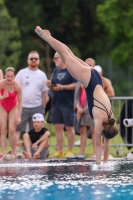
[0,159,133,200]
[1,184,133,200]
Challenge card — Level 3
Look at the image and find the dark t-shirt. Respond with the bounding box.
[28,127,48,144]
[51,67,77,108]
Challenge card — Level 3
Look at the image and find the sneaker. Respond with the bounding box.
[65,151,74,158]
[68,154,85,159]
[67,155,85,159]
[76,155,85,159]
[124,152,133,159]
[74,140,81,146]
[49,151,65,158]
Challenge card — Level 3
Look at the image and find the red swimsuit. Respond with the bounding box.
[1,82,17,112]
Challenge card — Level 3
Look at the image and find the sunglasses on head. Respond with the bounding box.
[29,58,39,61]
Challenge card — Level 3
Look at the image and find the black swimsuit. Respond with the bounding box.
[85,68,112,119]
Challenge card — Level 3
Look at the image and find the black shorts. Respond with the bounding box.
[50,106,75,126]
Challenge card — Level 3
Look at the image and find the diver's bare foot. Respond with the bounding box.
[33,153,40,159]
[23,151,32,159]
[35,26,51,40]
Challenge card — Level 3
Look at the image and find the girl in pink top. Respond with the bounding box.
[0,67,22,160]
[76,84,87,122]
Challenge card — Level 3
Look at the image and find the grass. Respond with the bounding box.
[49,134,133,158]
[1,122,133,159]
[46,123,133,158]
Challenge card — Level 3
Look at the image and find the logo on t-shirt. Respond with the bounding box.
[57,72,66,80]
[26,76,29,85]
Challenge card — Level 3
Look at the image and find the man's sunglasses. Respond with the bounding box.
[29,58,39,61]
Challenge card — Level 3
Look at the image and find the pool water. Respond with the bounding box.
[0,159,133,200]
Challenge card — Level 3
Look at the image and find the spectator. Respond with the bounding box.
[47,52,77,158]
[0,69,3,158]
[94,65,115,158]
[94,65,115,98]
[0,67,22,160]
[74,58,96,158]
[85,58,95,67]
[23,113,50,159]
[15,51,49,141]
[73,81,94,159]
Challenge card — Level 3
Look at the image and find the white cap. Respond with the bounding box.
[32,113,47,123]
[94,65,102,73]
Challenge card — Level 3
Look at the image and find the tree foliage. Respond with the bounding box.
[3,0,133,95]
[97,0,133,66]
[4,0,109,76]
[0,0,21,71]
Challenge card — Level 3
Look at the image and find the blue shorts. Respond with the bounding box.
[50,106,75,126]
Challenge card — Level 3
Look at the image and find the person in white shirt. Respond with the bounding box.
[15,51,49,141]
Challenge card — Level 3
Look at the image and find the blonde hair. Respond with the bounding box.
[5,67,15,74]
[102,119,120,139]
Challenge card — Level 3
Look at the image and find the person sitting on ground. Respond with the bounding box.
[23,113,50,159]
[35,26,119,165]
